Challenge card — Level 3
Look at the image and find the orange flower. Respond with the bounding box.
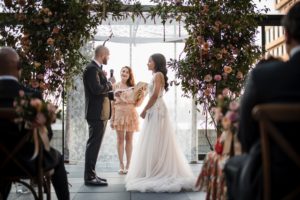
[204,88,212,96]
[34,61,41,68]
[47,38,54,45]
[52,26,60,34]
[224,66,232,74]
[204,74,212,82]
[222,116,231,130]
[203,5,209,13]
[203,42,209,51]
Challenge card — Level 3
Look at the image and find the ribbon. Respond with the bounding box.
[30,126,50,160]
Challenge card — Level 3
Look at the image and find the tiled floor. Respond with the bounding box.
[8,163,206,200]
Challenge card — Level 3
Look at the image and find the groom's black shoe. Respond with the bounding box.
[85,178,108,186]
[96,176,107,182]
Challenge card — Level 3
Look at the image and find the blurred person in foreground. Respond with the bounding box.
[0,47,69,200]
[224,2,300,200]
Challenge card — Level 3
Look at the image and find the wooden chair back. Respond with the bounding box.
[0,108,51,200]
[252,104,300,200]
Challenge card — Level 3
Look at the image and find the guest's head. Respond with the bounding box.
[256,55,283,66]
[282,2,300,55]
[94,45,110,65]
[120,66,135,87]
[0,47,21,79]
[148,53,169,91]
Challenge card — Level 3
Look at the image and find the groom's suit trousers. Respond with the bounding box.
[84,120,107,180]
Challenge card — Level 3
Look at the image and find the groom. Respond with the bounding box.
[83,45,114,186]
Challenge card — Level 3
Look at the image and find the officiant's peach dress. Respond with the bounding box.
[111,83,139,132]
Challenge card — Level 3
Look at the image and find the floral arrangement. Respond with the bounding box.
[149,0,267,113]
[13,90,60,158]
[0,0,143,98]
[14,90,59,126]
[213,95,239,155]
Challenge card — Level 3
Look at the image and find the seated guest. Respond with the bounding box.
[224,2,300,200]
[0,47,70,200]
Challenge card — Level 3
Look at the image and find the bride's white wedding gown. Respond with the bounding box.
[125,74,195,192]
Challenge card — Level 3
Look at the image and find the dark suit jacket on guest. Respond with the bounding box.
[83,60,113,121]
[0,79,58,175]
[238,51,300,199]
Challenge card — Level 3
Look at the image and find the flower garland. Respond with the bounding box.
[0,0,143,99]
[150,0,267,113]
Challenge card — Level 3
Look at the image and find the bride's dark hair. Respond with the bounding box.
[150,53,169,92]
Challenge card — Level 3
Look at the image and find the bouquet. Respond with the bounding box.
[213,95,240,156]
[13,90,60,159]
[133,82,148,106]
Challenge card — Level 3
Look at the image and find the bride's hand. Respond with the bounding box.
[140,110,146,119]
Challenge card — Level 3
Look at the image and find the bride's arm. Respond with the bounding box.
[140,72,164,119]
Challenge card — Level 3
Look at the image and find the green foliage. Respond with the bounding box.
[0,0,142,100]
[150,0,267,112]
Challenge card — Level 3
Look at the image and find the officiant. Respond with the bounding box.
[110,66,147,175]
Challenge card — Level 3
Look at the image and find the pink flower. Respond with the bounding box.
[213,107,223,122]
[214,74,222,81]
[19,90,25,97]
[222,88,230,96]
[229,101,239,111]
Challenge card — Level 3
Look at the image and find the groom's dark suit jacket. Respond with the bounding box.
[83,60,113,121]
[238,51,300,199]
[0,79,58,175]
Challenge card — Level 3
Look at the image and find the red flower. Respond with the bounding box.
[214,138,223,155]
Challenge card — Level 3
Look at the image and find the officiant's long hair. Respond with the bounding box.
[122,66,135,87]
[150,53,169,91]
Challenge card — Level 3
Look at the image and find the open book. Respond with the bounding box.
[133,81,148,103]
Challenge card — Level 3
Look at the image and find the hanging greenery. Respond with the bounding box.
[150,0,267,114]
[0,0,143,100]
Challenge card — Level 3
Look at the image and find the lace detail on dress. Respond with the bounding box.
[111,82,139,132]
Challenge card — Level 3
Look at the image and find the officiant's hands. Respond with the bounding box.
[140,110,146,119]
[114,90,122,98]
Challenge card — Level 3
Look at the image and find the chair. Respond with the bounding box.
[0,108,51,200]
[252,104,300,200]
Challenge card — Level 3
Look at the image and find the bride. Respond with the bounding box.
[125,53,195,192]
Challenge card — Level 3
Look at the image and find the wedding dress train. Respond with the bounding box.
[125,74,195,192]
